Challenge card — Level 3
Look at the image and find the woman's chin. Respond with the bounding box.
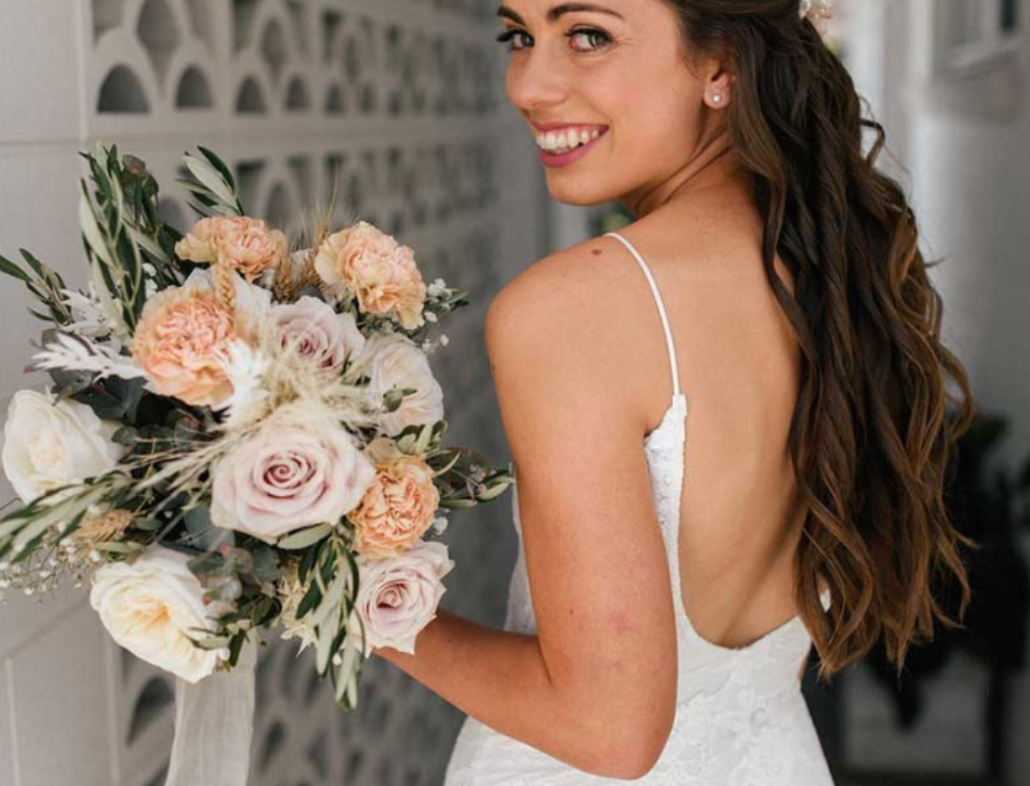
[545,181,613,208]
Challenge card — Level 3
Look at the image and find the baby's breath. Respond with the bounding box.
[0,530,94,603]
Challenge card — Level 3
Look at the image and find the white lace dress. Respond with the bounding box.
[442,232,836,786]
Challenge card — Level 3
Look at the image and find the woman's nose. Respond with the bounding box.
[506,46,568,113]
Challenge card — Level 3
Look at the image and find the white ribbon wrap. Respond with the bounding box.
[164,638,258,786]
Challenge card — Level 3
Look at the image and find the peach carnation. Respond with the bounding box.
[131,285,237,407]
[314,220,427,329]
[176,216,288,283]
[349,455,441,558]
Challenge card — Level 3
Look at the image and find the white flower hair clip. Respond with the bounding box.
[799,0,835,35]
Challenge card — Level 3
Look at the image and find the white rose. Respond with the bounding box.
[270,296,365,372]
[361,333,444,436]
[210,401,376,544]
[349,539,454,655]
[89,546,228,683]
[1,389,125,504]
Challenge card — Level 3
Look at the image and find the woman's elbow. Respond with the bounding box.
[611,734,671,780]
[591,715,674,780]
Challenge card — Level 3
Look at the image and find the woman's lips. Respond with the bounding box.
[537,128,608,168]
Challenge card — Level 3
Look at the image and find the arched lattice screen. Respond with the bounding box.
[0,2,547,785]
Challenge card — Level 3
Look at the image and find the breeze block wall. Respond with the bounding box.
[0,2,547,785]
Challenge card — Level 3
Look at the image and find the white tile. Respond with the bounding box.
[0,0,83,144]
[0,659,18,786]
[8,601,114,786]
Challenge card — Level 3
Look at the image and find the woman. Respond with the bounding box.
[374,1,976,783]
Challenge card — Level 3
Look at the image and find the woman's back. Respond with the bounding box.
[612,180,817,659]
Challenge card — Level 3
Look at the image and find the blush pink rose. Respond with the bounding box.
[210,409,376,544]
[349,456,441,558]
[314,220,427,329]
[176,216,288,283]
[348,540,454,655]
[131,285,237,407]
[270,296,365,372]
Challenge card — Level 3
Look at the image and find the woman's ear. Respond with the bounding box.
[700,45,736,110]
[703,64,735,110]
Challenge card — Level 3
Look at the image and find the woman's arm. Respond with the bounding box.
[375,611,646,777]
[374,247,679,778]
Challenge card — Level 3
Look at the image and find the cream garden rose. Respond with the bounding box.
[89,546,229,683]
[270,296,365,372]
[314,220,427,329]
[348,539,454,655]
[361,333,444,436]
[349,454,441,558]
[1,389,124,503]
[175,216,288,283]
[210,401,376,544]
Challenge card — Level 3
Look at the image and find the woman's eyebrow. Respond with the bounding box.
[495,3,626,26]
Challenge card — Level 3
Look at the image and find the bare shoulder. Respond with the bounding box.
[486,239,635,338]
[484,238,646,404]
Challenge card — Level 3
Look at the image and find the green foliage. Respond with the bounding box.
[0,248,74,326]
[177,146,244,218]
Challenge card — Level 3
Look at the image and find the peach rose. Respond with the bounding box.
[349,455,441,558]
[131,284,237,407]
[314,221,427,329]
[176,216,288,283]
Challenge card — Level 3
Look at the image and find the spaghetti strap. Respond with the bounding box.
[604,231,682,398]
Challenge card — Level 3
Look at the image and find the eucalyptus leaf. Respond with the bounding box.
[476,480,513,501]
[438,498,478,510]
[296,578,323,620]
[251,547,282,582]
[193,635,232,650]
[227,633,246,666]
[413,423,435,455]
[0,252,31,283]
[396,433,418,453]
[198,145,239,192]
[79,186,116,271]
[48,367,95,401]
[183,156,237,207]
[184,506,231,552]
[308,573,346,629]
[277,523,332,550]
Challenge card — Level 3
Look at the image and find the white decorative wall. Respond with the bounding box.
[0,2,546,785]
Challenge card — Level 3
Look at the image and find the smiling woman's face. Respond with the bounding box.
[496,0,714,209]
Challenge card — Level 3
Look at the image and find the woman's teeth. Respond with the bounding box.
[535,127,603,155]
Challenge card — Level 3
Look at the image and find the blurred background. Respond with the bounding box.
[0,1,1026,785]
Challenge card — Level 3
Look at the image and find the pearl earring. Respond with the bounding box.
[711,93,724,106]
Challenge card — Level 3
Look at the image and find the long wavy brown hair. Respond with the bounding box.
[665,0,978,677]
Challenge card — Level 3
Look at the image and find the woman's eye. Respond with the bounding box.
[567,28,611,52]
[495,29,532,52]
[494,27,611,54]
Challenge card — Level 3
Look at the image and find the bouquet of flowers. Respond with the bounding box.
[0,143,513,711]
